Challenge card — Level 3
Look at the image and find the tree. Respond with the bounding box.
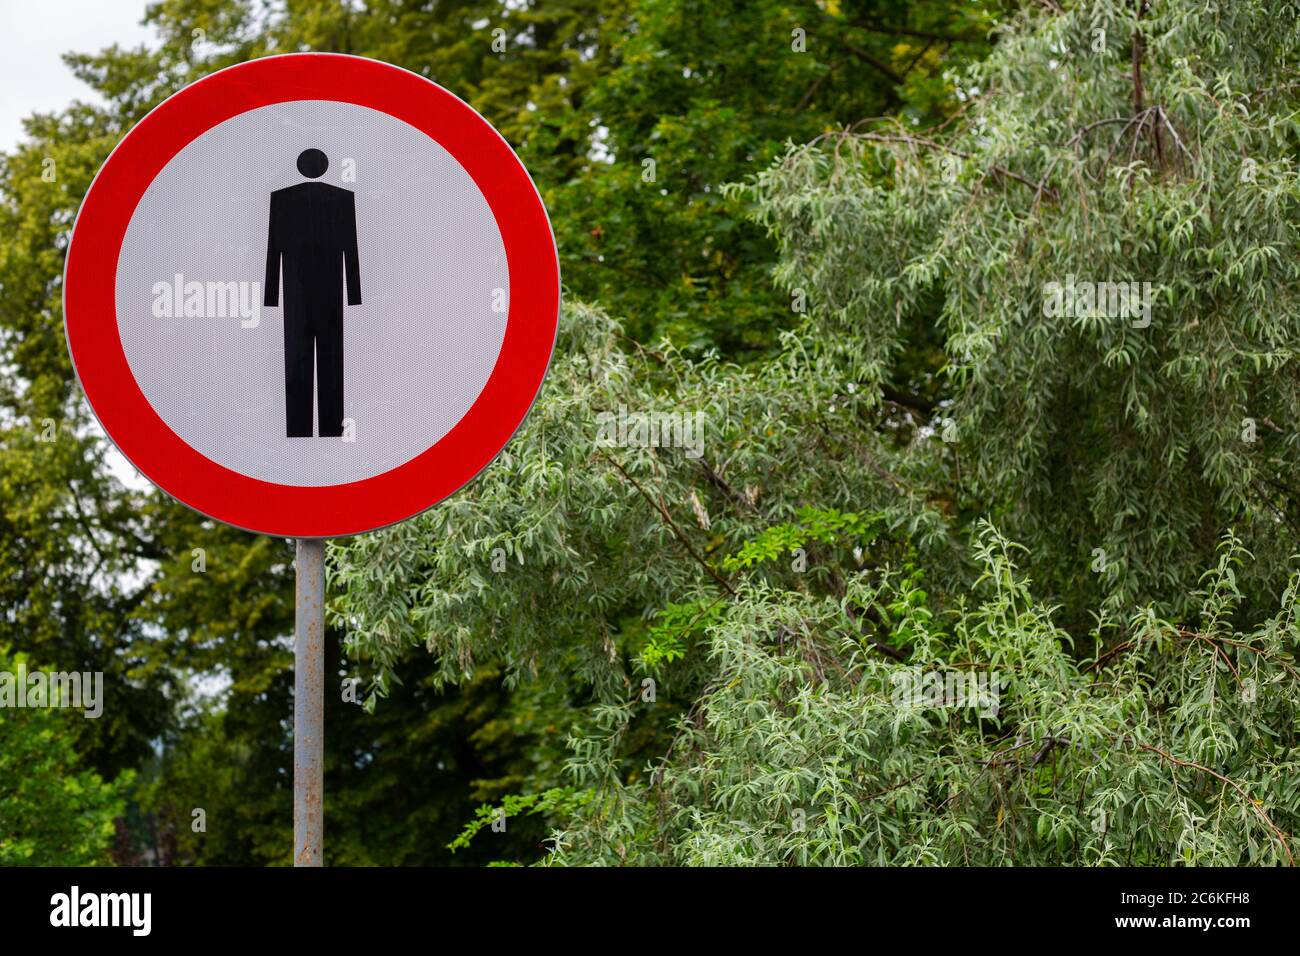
[0,81,178,781]
[0,648,129,866]
[337,0,1300,865]
[546,0,1003,353]
[742,0,1300,620]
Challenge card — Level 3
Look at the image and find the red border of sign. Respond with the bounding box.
[64,54,559,538]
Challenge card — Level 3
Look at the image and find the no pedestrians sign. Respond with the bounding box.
[64,53,560,537]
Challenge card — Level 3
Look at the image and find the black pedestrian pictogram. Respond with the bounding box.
[264,148,362,438]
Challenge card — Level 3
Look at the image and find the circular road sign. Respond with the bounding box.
[64,53,559,538]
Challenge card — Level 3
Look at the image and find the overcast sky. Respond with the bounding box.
[0,0,154,153]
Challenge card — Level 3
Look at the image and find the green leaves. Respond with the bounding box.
[548,525,1300,866]
[639,598,726,669]
[741,0,1300,622]
[0,648,129,866]
[447,787,594,856]
[723,507,884,572]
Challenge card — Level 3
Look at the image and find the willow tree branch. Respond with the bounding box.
[598,450,737,597]
[1133,739,1295,866]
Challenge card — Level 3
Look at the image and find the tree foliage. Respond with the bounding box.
[0,648,128,866]
[336,0,1300,865]
[742,0,1300,618]
[545,529,1300,865]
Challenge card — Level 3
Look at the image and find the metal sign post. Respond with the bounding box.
[294,538,325,866]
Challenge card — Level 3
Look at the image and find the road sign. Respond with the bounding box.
[65,53,560,538]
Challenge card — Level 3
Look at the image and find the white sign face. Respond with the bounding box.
[116,100,509,486]
[65,54,560,537]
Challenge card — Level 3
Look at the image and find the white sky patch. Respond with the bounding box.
[0,0,154,153]
[589,123,612,163]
